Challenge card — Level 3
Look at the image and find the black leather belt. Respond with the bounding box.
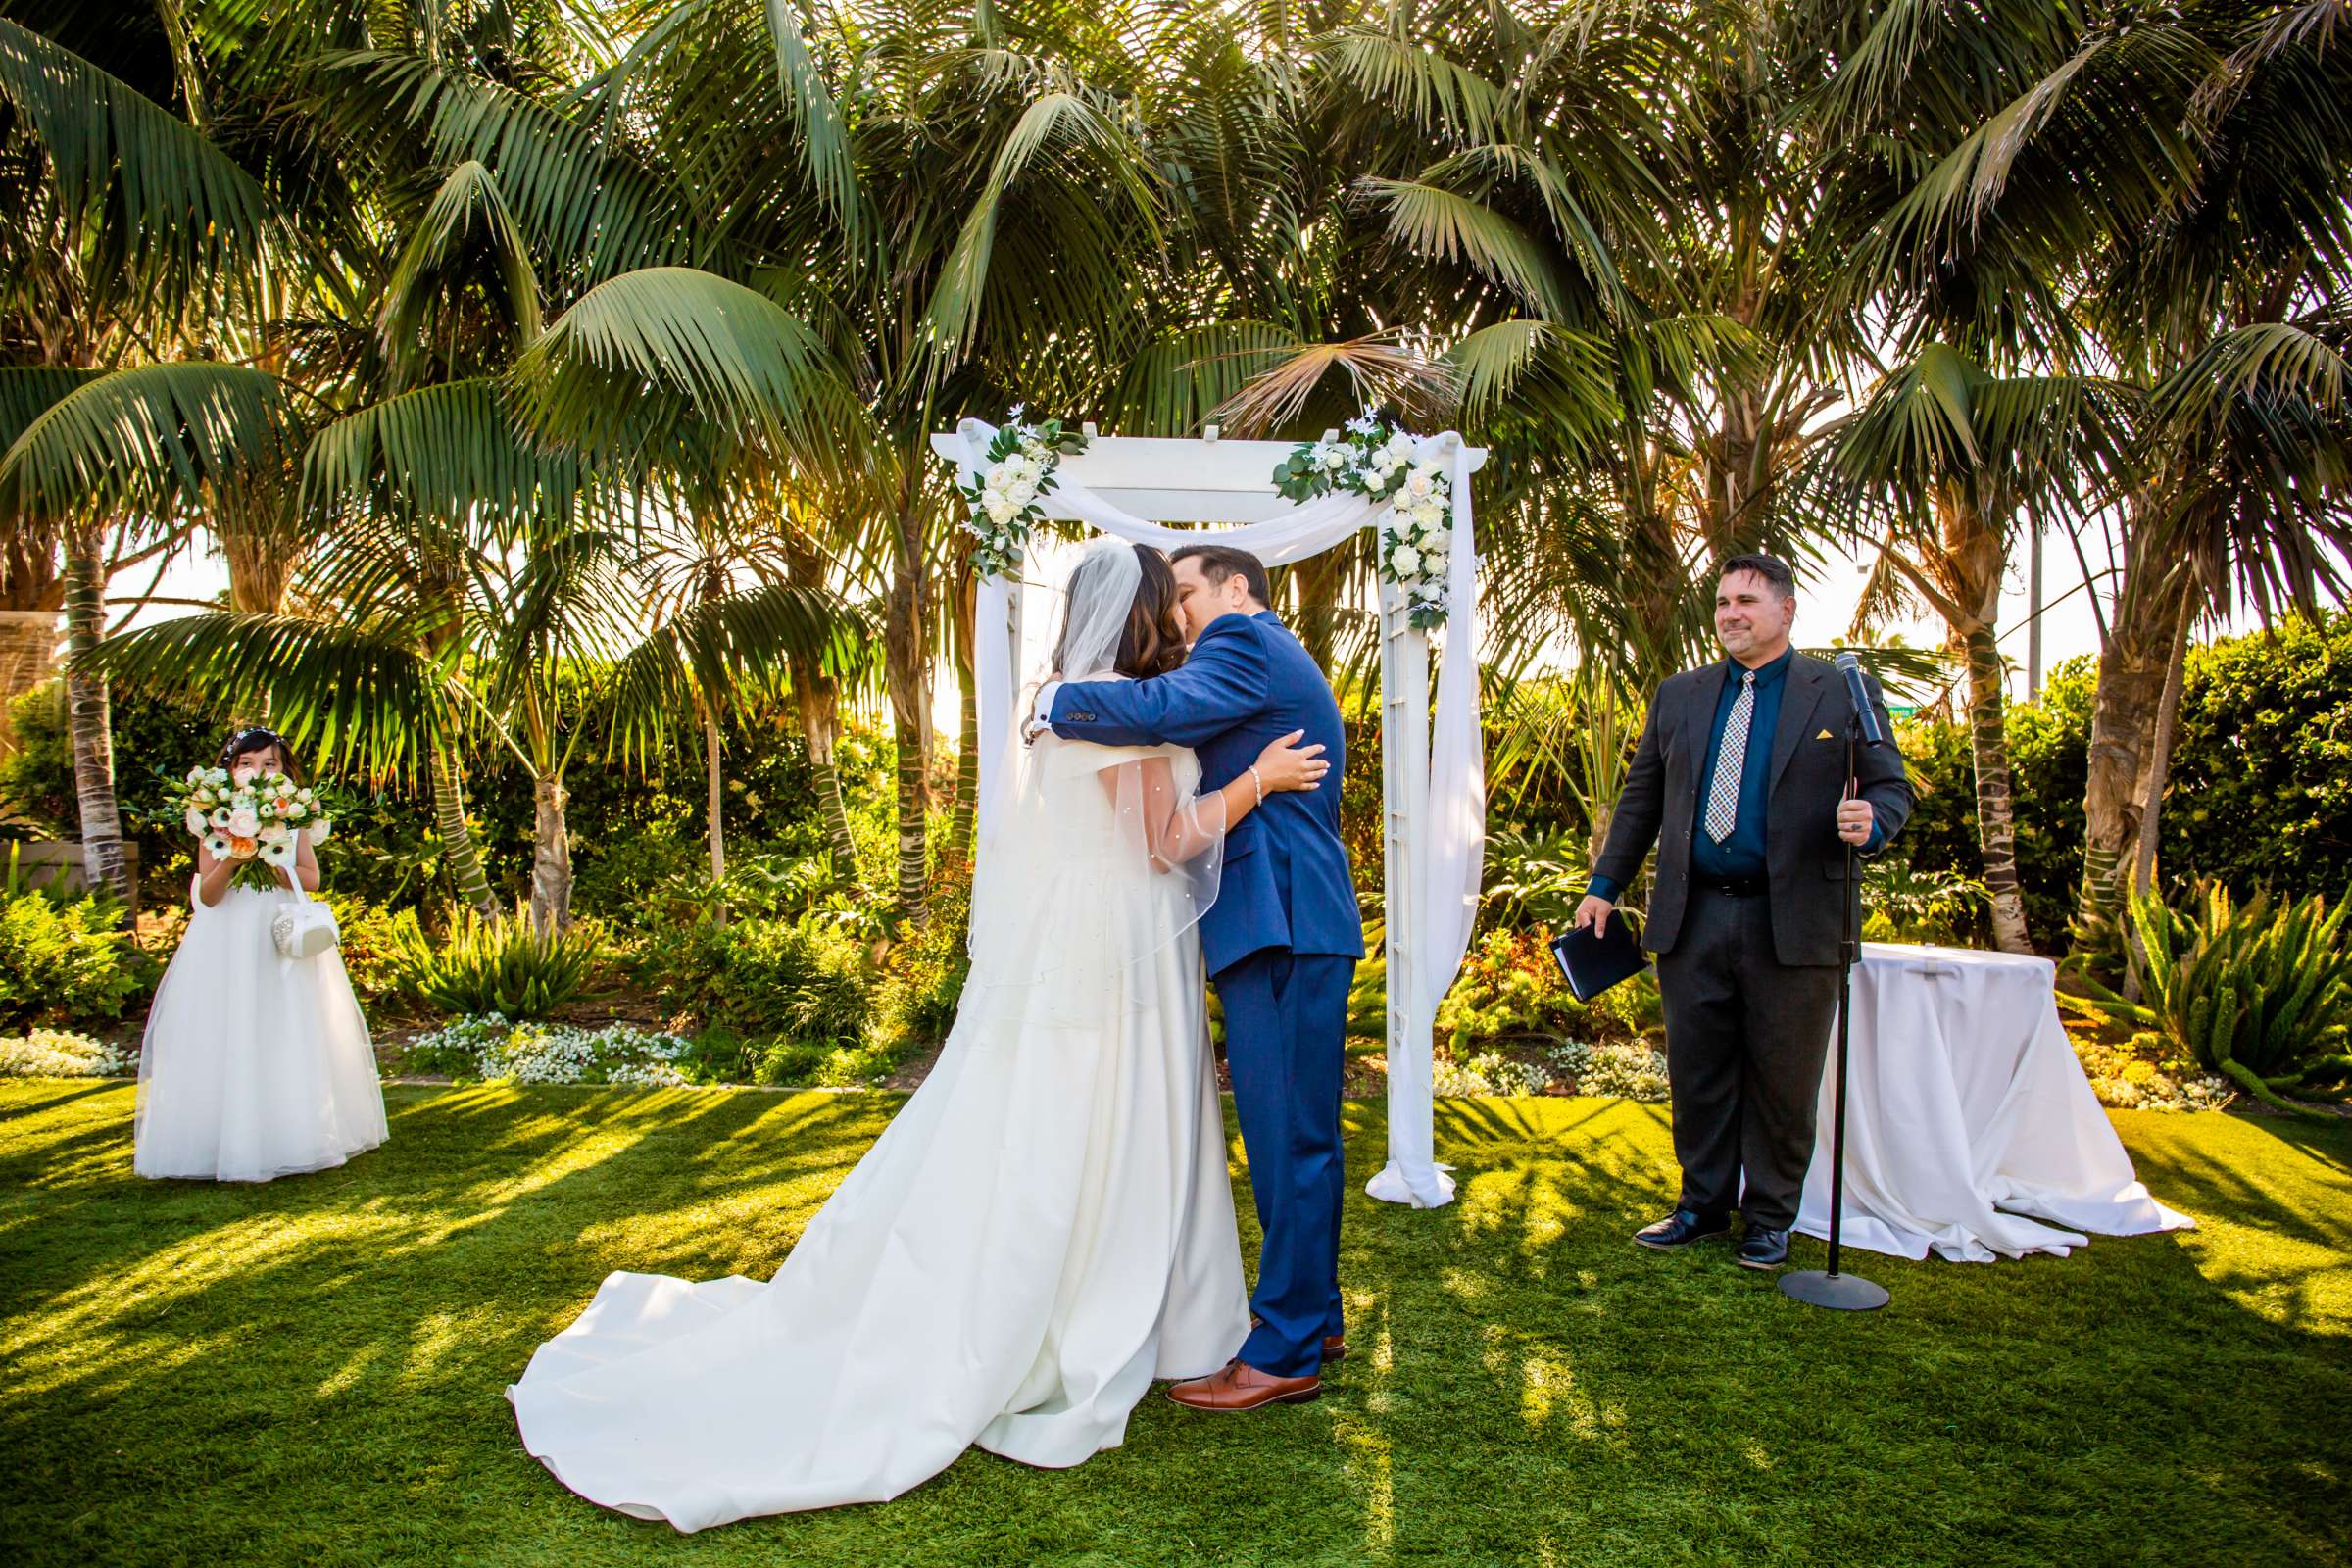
[1693,874,1768,898]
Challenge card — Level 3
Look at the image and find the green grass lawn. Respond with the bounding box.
[3,1083,2347,1568]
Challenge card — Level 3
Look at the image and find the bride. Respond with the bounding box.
[508,538,1331,1530]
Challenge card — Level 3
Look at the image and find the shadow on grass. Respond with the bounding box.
[2,1086,2348,1568]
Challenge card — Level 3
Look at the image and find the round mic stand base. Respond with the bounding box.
[1778,1268,1889,1311]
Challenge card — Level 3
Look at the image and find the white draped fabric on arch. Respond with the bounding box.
[931,416,1489,1209]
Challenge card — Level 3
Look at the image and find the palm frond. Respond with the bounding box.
[507,267,835,471]
[0,362,296,527]
[923,89,1163,363]
[1212,333,1459,438]
[1359,177,1566,321]
[79,610,450,781]
[1099,320,1305,438]
[377,160,544,385]
[0,18,279,314]
[761,0,862,231]
[606,580,871,764]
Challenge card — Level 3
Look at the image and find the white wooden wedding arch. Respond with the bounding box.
[932,418,1489,1209]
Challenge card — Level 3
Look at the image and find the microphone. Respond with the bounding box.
[1834,651,1889,748]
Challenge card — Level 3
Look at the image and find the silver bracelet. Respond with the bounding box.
[1248,764,1264,806]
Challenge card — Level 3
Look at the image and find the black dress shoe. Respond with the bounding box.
[1633,1209,1731,1250]
[1736,1226,1790,1270]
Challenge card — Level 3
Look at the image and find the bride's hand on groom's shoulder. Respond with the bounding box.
[1254,730,1330,794]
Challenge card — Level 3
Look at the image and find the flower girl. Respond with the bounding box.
[134,727,387,1182]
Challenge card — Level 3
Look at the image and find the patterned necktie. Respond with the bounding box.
[1704,669,1757,844]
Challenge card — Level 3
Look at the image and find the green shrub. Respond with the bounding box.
[1434,924,1659,1053]
[2063,882,2352,1115]
[319,892,409,1000]
[0,889,153,1030]
[873,854,973,1049]
[387,908,605,1019]
[1478,825,1589,934]
[1862,858,1989,946]
[2164,614,2352,897]
[646,910,876,1049]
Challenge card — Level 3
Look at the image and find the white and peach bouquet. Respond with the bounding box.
[161,767,335,889]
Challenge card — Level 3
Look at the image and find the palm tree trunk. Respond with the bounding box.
[703,703,727,884]
[1962,622,2033,953]
[949,565,977,851]
[783,529,858,871]
[60,525,128,903]
[2123,605,2193,1004]
[2132,601,2193,897]
[2073,566,2190,949]
[529,772,572,933]
[886,496,931,924]
[428,739,499,916]
[792,671,858,870]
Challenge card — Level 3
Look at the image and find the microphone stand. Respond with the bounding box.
[1779,708,1889,1312]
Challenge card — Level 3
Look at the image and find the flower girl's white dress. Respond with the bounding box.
[134,869,386,1182]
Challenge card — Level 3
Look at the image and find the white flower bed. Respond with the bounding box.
[2088,1069,2236,1112]
[409,1014,699,1089]
[1432,1037,1671,1101]
[0,1029,136,1079]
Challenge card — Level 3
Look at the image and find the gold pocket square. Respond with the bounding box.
[1815,729,1835,740]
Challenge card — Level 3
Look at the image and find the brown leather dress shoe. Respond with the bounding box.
[1167,1360,1322,1411]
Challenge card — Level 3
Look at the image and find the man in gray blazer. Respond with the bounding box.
[1572,554,1914,1269]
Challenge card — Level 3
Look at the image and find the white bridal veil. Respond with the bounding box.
[963,538,1225,1007]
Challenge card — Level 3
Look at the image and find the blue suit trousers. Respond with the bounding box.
[1218,949,1352,1377]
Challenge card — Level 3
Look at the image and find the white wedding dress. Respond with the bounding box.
[508,720,1250,1530]
[134,873,386,1182]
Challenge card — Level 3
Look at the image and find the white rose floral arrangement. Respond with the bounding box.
[1271,411,1455,627]
[161,766,336,891]
[959,406,1089,577]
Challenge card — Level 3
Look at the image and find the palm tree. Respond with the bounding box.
[0,16,283,895]
[606,486,869,891]
[1804,0,2352,947]
[1831,346,2133,953]
[598,0,1240,923]
[44,15,853,928]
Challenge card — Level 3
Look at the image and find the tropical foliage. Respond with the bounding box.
[2064,883,2352,1116]
[0,2,2346,1097]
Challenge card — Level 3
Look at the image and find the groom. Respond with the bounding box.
[1031,543,1360,1411]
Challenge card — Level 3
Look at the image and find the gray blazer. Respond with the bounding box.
[1592,652,1916,966]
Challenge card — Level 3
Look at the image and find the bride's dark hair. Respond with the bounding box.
[1052,544,1188,679]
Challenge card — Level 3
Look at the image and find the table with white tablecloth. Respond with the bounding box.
[1792,942,2194,1263]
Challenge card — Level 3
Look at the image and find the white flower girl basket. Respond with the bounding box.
[270,878,342,960]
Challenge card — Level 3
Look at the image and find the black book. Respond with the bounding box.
[1548,916,1650,1003]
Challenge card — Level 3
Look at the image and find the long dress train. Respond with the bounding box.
[507,736,1249,1530]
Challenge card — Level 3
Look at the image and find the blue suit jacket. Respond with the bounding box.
[1049,612,1364,977]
